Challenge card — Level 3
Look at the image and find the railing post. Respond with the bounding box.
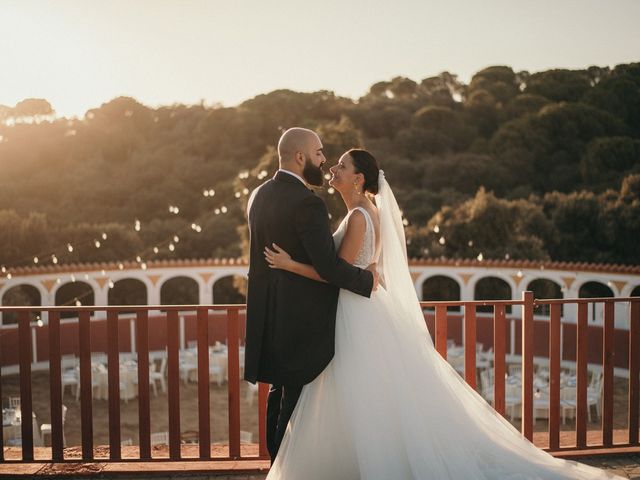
[602,301,615,446]
[227,308,241,458]
[167,310,182,459]
[549,303,561,451]
[197,307,211,460]
[136,310,151,460]
[629,300,640,445]
[18,311,34,461]
[107,310,121,460]
[464,303,477,389]
[258,382,269,459]
[78,310,93,460]
[493,304,506,417]
[521,291,534,440]
[48,310,64,461]
[435,305,448,360]
[576,302,589,448]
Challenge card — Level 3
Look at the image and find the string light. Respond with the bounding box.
[214,208,220,215]
[101,233,107,240]
[108,280,114,289]
[118,263,124,270]
[242,188,249,195]
[6,273,12,279]
[169,243,175,251]
[221,206,227,213]
[439,237,446,245]
[75,300,82,307]
[477,253,484,261]
[134,219,141,231]
[433,225,440,233]
[94,240,101,248]
[173,235,179,243]
[33,257,39,264]
[136,256,142,263]
[67,244,74,252]
[51,254,58,264]
[141,262,147,270]
[234,192,241,198]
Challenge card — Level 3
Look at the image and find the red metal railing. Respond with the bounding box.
[0,305,269,463]
[0,293,638,464]
[422,292,640,453]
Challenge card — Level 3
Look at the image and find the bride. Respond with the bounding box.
[263,148,621,479]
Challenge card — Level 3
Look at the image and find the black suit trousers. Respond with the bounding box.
[266,383,302,463]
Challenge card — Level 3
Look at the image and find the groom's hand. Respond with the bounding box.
[366,263,379,292]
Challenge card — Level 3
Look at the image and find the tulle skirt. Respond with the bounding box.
[266,286,622,479]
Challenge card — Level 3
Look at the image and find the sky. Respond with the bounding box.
[2,0,639,118]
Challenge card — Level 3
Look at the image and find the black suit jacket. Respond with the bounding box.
[244,171,374,386]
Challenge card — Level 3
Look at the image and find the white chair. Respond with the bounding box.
[587,373,603,421]
[150,357,167,396]
[61,369,79,399]
[150,431,169,446]
[560,387,577,425]
[505,384,522,421]
[245,382,259,406]
[240,430,253,443]
[40,404,68,447]
[121,438,133,446]
[479,370,494,401]
[209,364,224,386]
[8,396,20,408]
[508,364,522,377]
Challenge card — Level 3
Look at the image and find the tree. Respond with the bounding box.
[12,98,54,123]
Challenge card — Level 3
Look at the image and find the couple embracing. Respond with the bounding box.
[244,128,620,479]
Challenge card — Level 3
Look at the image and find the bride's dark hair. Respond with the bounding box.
[347,149,380,195]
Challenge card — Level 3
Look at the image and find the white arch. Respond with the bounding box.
[470,273,517,299]
[575,279,615,297]
[108,276,151,303]
[420,274,463,299]
[0,281,47,305]
[525,276,564,296]
[52,279,98,305]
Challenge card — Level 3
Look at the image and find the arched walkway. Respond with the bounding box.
[474,276,513,313]
[160,276,199,305]
[109,278,148,313]
[422,275,461,311]
[2,284,41,325]
[527,278,563,316]
[579,281,614,323]
[213,275,247,304]
[55,281,95,318]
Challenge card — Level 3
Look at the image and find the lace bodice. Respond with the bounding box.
[332,207,379,269]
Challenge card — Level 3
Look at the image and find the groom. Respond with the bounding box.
[244,127,378,462]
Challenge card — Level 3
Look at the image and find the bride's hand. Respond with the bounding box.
[264,243,293,270]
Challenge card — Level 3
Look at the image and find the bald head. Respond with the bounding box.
[277,127,321,167]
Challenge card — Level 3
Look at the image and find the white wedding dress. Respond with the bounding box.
[267,173,622,480]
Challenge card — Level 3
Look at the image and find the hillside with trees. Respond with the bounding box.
[1,62,639,273]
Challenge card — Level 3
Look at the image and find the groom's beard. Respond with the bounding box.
[302,158,325,186]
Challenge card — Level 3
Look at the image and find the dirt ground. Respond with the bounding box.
[0,371,632,451]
